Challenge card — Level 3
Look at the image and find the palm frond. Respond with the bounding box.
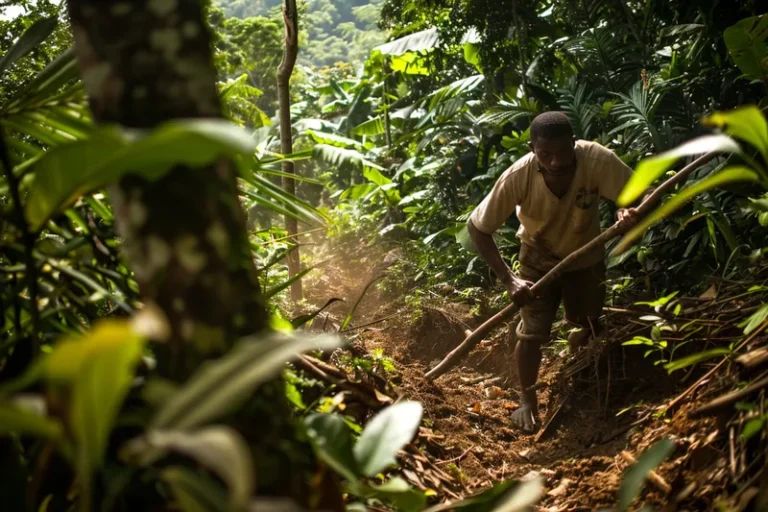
[557,79,598,139]
[609,81,665,153]
[562,26,642,91]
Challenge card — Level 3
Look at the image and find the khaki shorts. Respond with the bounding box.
[515,244,606,342]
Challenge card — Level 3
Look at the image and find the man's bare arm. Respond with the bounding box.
[467,219,534,304]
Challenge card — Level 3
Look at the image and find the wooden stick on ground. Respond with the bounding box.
[620,451,672,494]
[425,151,719,381]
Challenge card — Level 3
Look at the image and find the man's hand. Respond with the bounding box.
[617,207,640,230]
[504,274,535,306]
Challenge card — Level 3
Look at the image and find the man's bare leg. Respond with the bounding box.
[510,329,549,432]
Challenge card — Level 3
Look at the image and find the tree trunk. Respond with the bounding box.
[277,0,302,302]
[66,0,267,379]
[64,0,327,505]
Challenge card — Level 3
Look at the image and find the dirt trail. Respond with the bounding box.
[297,239,720,511]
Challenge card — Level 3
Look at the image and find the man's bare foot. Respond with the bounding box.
[510,402,539,433]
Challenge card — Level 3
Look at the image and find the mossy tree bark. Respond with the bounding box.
[66,0,267,379]
[277,0,302,302]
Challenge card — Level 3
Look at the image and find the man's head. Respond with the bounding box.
[529,111,576,175]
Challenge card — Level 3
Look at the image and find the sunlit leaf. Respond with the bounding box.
[351,116,386,136]
[614,166,761,254]
[304,413,359,481]
[375,28,439,56]
[617,135,741,206]
[304,129,364,149]
[618,438,675,511]
[702,105,768,164]
[60,321,146,473]
[363,166,392,187]
[313,143,384,169]
[740,303,768,334]
[354,401,422,476]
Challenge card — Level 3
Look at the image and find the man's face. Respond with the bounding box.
[530,136,576,176]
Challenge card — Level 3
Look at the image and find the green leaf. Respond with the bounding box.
[313,144,384,169]
[161,466,229,512]
[304,413,360,482]
[61,321,146,473]
[354,401,423,476]
[0,17,58,78]
[613,166,761,254]
[304,130,364,149]
[493,477,544,511]
[422,480,531,511]
[375,28,439,56]
[741,303,768,334]
[0,402,64,441]
[363,166,392,187]
[617,135,741,206]
[351,116,386,136]
[391,52,430,75]
[340,183,377,201]
[663,348,731,373]
[463,43,483,73]
[723,15,768,83]
[617,438,676,511]
[151,331,343,431]
[25,119,258,230]
[124,427,254,511]
[702,105,768,164]
[360,477,427,512]
[741,416,765,441]
[264,267,314,299]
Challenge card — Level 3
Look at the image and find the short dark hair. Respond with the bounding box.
[530,111,574,141]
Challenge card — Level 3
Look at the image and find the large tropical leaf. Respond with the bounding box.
[375,28,439,56]
[24,119,258,230]
[724,14,768,83]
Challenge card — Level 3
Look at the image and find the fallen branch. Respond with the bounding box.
[691,374,768,417]
[425,151,720,381]
[295,355,383,408]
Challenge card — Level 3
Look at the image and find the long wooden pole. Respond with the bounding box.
[425,151,719,381]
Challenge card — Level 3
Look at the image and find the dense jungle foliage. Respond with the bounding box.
[0,0,767,511]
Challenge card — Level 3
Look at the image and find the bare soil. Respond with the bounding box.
[296,239,738,511]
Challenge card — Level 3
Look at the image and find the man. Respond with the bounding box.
[467,111,639,433]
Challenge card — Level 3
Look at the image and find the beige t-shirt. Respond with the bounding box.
[470,140,633,270]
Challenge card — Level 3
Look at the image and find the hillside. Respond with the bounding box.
[215,0,386,68]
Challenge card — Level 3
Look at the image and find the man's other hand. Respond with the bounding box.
[506,275,535,306]
[617,207,640,229]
